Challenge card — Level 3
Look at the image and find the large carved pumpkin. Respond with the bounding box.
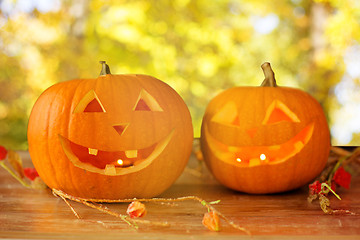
[28,61,193,199]
[200,62,330,194]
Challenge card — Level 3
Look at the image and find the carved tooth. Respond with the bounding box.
[88,148,98,156]
[125,150,138,158]
[104,164,116,176]
[249,158,261,167]
[268,145,281,150]
[294,141,304,151]
[228,146,241,153]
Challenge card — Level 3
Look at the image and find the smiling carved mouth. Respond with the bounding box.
[204,123,314,167]
[59,130,174,175]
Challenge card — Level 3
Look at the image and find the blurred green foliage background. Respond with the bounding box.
[1,0,360,150]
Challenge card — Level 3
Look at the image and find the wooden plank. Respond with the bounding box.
[0,151,359,239]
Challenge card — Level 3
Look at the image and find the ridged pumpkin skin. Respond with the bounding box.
[200,65,330,194]
[28,71,193,200]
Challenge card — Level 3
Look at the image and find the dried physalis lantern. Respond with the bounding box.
[200,62,330,194]
[27,61,193,199]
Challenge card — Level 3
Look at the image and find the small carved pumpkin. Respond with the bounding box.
[200,63,330,194]
[28,62,193,199]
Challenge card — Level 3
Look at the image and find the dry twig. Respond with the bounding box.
[52,189,250,234]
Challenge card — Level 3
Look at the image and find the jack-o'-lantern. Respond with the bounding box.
[200,62,330,194]
[28,61,193,199]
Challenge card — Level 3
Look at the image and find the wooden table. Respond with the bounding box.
[1,150,360,239]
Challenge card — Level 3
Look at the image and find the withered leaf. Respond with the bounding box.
[319,195,333,214]
[31,177,47,190]
[7,150,24,179]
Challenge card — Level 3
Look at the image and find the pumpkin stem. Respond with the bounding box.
[99,61,111,76]
[260,62,277,87]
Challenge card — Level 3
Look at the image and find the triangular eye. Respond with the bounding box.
[133,89,163,112]
[134,99,152,111]
[262,100,300,125]
[73,90,106,113]
[84,98,104,112]
[211,101,239,126]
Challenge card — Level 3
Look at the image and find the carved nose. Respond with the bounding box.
[246,128,257,138]
[113,123,129,136]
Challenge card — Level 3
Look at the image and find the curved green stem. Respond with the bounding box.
[0,162,31,188]
[321,182,341,200]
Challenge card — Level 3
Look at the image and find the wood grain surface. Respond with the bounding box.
[0,150,360,239]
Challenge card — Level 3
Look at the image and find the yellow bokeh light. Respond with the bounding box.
[260,154,266,161]
[1,0,359,150]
